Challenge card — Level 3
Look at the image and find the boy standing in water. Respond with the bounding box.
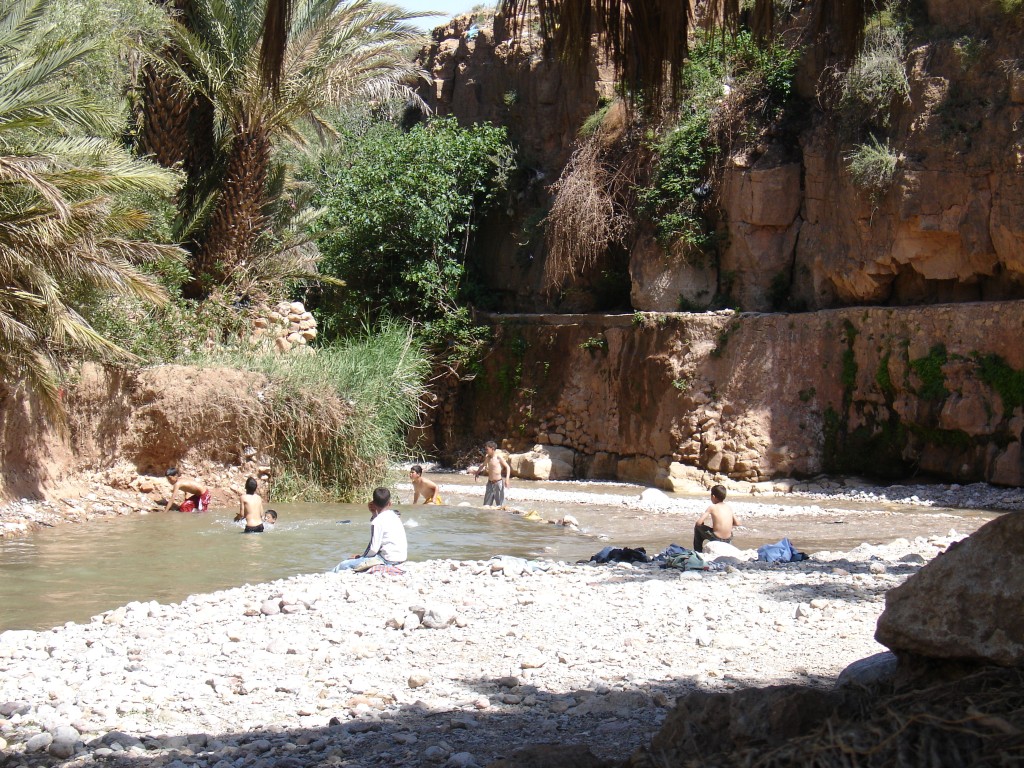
[693,484,740,552]
[409,465,442,504]
[474,440,511,507]
[165,468,212,512]
[234,476,265,533]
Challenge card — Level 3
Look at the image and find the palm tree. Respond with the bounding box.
[497,0,870,108]
[0,0,184,421]
[156,0,426,296]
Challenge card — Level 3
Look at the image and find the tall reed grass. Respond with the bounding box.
[186,320,429,501]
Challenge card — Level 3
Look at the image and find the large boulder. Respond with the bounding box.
[655,461,710,493]
[508,445,575,480]
[875,512,1024,666]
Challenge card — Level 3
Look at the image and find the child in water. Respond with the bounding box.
[409,465,442,504]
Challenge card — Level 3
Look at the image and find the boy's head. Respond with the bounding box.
[371,487,391,510]
[409,464,423,478]
[484,440,497,455]
[245,476,258,494]
[166,467,179,479]
[711,484,727,503]
[264,509,278,523]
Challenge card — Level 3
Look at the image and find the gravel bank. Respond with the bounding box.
[0,532,961,767]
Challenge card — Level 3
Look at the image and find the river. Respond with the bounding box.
[0,474,997,631]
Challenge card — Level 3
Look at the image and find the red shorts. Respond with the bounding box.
[179,490,212,513]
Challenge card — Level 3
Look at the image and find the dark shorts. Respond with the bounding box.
[694,523,732,552]
[243,524,264,533]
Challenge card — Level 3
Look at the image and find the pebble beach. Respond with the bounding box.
[0,527,966,768]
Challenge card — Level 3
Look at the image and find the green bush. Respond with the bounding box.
[308,115,515,369]
[838,7,910,131]
[186,321,429,501]
[845,135,900,199]
[636,31,799,250]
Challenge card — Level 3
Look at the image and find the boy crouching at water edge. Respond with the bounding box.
[409,464,442,504]
[166,468,211,512]
[331,487,407,572]
[235,476,265,533]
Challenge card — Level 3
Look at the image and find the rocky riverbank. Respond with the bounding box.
[0,532,960,767]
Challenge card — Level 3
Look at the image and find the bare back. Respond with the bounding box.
[170,477,206,502]
[239,493,264,527]
[701,501,739,539]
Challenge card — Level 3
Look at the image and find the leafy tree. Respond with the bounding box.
[309,115,515,365]
[0,0,183,420]
[145,0,426,297]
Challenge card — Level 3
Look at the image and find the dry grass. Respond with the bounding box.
[542,112,644,295]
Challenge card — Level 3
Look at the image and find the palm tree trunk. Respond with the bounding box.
[188,121,272,296]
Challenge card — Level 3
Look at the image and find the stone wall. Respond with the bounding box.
[445,302,1024,489]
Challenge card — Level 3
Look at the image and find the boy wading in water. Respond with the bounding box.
[409,465,442,504]
[474,440,510,507]
[165,468,211,512]
[235,477,265,533]
[693,484,740,552]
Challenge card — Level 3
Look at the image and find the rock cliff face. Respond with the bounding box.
[419,7,1024,316]
[420,6,1024,486]
[442,302,1024,488]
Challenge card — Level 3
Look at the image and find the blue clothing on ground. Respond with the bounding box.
[757,537,809,563]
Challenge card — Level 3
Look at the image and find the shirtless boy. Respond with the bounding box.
[474,440,510,507]
[234,476,265,533]
[409,465,442,504]
[165,468,211,513]
[693,484,740,552]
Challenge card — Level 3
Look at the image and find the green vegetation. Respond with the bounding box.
[144,0,425,297]
[838,4,910,132]
[875,353,895,396]
[0,0,183,420]
[845,136,900,200]
[578,99,612,138]
[310,116,515,370]
[910,345,949,401]
[579,335,608,353]
[185,321,429,501]
[636,31,799,251]
[975,354,1024,417]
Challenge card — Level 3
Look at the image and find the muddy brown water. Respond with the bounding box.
[0,475,997,631]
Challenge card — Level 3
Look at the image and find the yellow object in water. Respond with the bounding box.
[522,510,542,522]
[432,495,443,505]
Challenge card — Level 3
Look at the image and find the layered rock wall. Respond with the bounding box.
[446,302,1024,488]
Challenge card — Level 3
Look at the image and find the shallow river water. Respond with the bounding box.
[0,474,997,631]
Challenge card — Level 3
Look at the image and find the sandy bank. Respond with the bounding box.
[0,532,958,766]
